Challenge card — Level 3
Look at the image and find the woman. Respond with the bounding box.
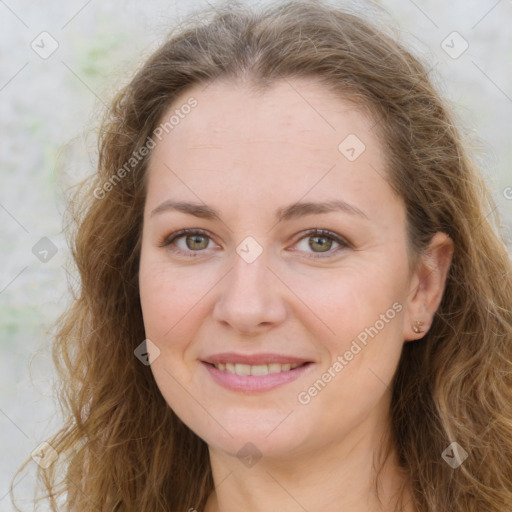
[13,1,512,511]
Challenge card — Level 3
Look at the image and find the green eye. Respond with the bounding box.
[184,234,209,250]
[160,229,214,256]
[160,228,350,259]
[308,234,334,252]
[294,229,349,258]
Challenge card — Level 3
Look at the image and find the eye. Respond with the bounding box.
[159,228,351,259]
[292,229,350,258]
[159,229,217,257]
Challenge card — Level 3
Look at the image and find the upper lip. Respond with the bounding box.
[202,352,313,365]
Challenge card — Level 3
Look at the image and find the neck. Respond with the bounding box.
[203,414,414,512]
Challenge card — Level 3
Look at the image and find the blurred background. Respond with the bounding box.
[1,0,511,509]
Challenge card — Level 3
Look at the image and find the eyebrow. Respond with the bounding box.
[150,199,368,222]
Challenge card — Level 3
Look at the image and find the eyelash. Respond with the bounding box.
[158,228,351,259]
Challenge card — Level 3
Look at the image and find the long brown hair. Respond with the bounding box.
[12,1,512,510]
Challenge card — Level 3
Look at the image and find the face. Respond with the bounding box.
[138,78,413,461]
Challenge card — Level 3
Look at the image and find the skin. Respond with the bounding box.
[138,78,453,512]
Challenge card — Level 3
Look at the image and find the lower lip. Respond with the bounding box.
[201,361,314,392]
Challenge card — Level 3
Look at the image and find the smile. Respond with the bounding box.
[201,360,314,392]
[209,362,305,375]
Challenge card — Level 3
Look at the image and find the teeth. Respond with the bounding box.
[268,363,282,374]
[235,363,251,376]
[213,362,303,375]
[250,364,269,376]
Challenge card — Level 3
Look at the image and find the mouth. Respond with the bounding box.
[200,356,314,392]
[200,353,315,392]
[203,361,311,376]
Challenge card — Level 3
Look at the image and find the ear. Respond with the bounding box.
[402,232,454,342]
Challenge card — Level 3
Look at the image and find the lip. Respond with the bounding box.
[203,352,313,365]
[200,360,315,393]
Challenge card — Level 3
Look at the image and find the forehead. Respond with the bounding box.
[156,78,374,153]
[144,78,395,222]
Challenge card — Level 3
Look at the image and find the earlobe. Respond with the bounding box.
[412,320,424,334]
[403,232,454,342]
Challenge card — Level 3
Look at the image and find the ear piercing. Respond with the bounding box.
[412,320,424,334]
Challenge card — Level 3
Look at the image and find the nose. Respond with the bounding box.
[212,247,288,336]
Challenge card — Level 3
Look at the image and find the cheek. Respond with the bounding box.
[292,272,404,430]
[138,253,208,342]
[291,260,406,404]
[138,254,223,394]
[139,265,176,340]
[138,259,204,408]
[284,259,405,349]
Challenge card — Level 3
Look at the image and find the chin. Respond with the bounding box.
[188,407,315,461]
[207,432,307,462]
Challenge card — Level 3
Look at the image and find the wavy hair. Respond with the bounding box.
[12,1,512,510]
